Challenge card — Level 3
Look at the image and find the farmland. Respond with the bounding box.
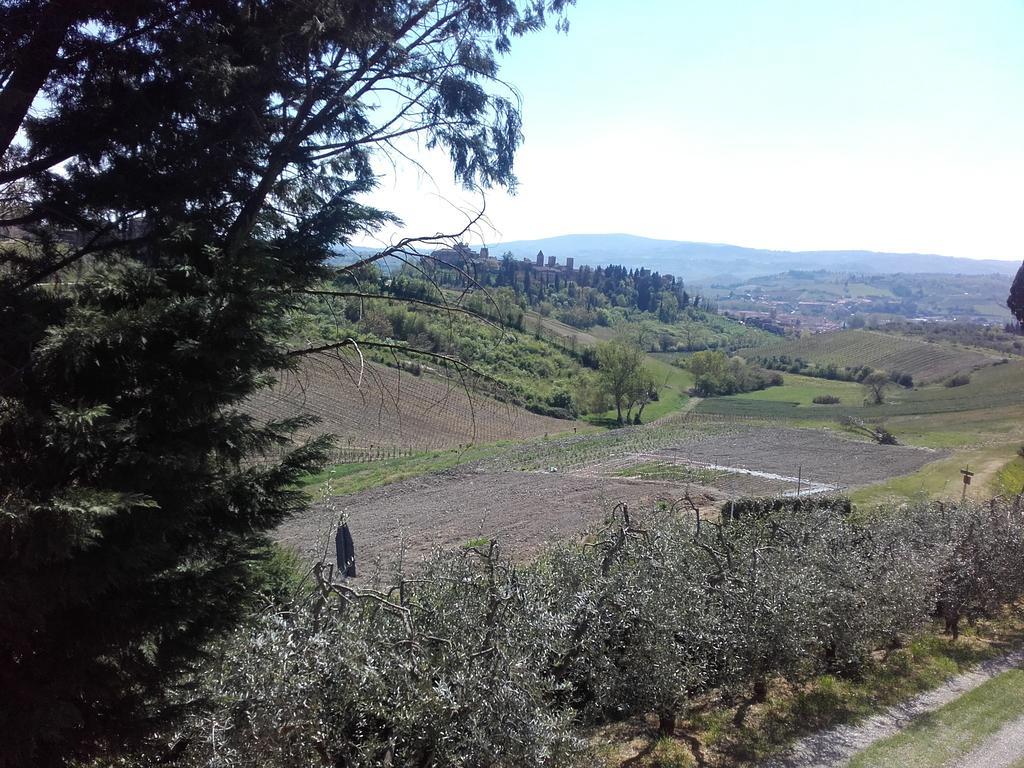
[245,355,574,453]
[281,416,942,569]
[690,357,1024,504]
[711,270,1016,325]
[276,337,1024,570]
[739,328,999,383]
[695,360,1024,427]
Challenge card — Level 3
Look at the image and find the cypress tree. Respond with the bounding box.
[1009,261,1024,324]
[0,1,571,764]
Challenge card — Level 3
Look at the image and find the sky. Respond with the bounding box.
[359,0,1024,261]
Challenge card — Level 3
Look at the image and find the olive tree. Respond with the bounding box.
[918,500,1024,639]
[170,544,578,768]
[539,506,719,735]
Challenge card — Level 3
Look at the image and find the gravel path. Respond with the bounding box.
[956,714,1024,768]
[762,648,1024,768]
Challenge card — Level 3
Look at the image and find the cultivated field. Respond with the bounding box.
[689,359,1024,503]
[277,469,683,569]
[245,355,572,452]
[579,423,941,490]
[740,329,999,383]
[279,418,942,569]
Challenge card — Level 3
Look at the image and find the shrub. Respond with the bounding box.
[813,394,841,405]
[945,373,971,387]
[688,351,783,397]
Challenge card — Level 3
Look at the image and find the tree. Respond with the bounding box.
[862,370,890,405]
[1010,261,1024,323]
[688,350,735,396]
[625,366,658,424]
[0,1,571,764]
[596,339,647,424]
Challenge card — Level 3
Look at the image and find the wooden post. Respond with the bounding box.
[960,465,974,503]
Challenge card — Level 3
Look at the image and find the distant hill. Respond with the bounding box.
[487,234,1020,282]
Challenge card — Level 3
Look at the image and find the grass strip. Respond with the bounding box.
[299,442,510,498]
[848,668,1024,768]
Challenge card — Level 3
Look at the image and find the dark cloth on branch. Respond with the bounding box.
[336,523,356,578]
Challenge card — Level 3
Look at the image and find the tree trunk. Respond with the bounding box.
[658,709,676,736]
[752,676,768,703]
[0,1,74,154]
[946,614,960,641]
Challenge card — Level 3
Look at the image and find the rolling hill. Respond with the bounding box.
[487,233,1020,282]
[245,356,574,455]
[737,329,999,384]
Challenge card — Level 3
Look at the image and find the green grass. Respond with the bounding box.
[696,361,1024,434]
[851,445,1017,506]
[642,356,694,420]
[612,460,723,485]
[846,281,895,298]
[848,669,1024,768]
[738,329,996,384]
[299,442,512,498]
[712,373,863,407]
[877,403,1024,451]
[996,456,1024,497]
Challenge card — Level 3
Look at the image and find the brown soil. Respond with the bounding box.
[648,425,942,486]
[276,424,944,573]
[275,469,685,572]
[245,355,573,452]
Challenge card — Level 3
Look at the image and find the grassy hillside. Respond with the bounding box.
[739,329,999,383]
[295,289,602,418]
[697,360,1024,422]
[528,305,775,354]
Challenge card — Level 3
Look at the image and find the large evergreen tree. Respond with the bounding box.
[0,1,570,764]
[1010,261,1024,324]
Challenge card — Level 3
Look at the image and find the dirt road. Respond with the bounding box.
[960,714,1024,768]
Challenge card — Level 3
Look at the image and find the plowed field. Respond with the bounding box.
[277,422,943,570]
[245,355,573,451]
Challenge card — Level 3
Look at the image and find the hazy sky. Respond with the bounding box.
[361,0,1024,260]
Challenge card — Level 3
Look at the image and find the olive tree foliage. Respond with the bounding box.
[172,545,580,768]
[917,500,1024,640]
[160,496,1024,763]
[539,506,717,735]
[0,1,572,764]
